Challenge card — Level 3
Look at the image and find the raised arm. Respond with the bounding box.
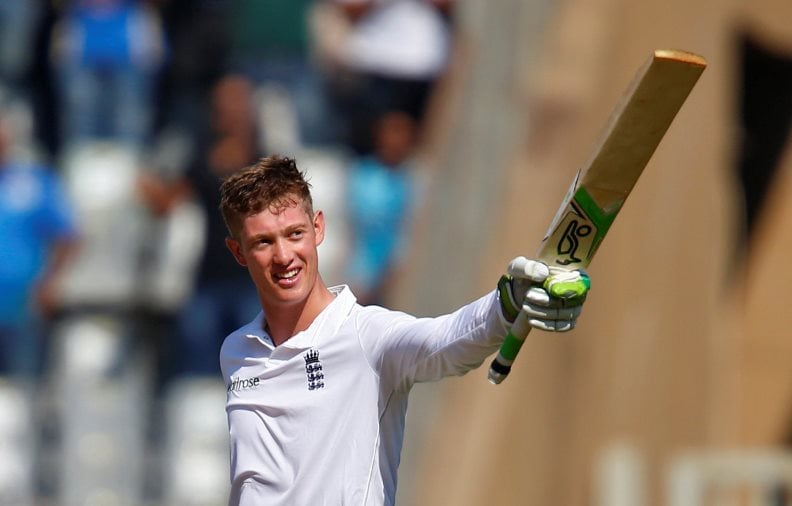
[357,257,590,389]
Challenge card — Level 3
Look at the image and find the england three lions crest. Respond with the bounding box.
[304,349,325,391]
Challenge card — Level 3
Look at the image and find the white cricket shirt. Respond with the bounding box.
[220,285,509,505]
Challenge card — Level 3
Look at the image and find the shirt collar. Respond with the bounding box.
[243,285,357,349]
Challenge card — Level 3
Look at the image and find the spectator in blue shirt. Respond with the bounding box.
[50,0,165,151]
[345,110,419,306]
[0,112,78,377]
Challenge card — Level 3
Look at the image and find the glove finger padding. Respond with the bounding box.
[507,256,550,282]
[523,287,582,332]
[527,316,577,332]
[524,286,586,308]
[523,289,584,319]
[524,269,589,332]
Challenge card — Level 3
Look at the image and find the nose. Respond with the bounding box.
[272,239,294,265]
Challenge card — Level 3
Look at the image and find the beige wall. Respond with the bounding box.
[396,0,792,504]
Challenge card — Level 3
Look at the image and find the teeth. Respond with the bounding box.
[278,269,298,279]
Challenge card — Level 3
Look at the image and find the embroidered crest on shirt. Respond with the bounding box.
[304,349,325,391]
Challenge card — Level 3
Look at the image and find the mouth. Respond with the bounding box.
[273,268,300,287]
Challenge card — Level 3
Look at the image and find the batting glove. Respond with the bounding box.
[498,256,590,332]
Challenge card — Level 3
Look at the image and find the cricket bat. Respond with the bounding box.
[488,49,707,385]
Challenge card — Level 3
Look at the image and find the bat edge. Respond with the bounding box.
[654,49,708,68]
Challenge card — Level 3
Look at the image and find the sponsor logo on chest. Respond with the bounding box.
[227,376,260,392]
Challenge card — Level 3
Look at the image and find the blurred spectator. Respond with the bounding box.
[50,0,165,151]
[316,0,455,154]
[138,75,261,377]
[0,1,41,92]
[0,109,78,377]
[155,0,233,144]
[228,0,333,150]
[345,110,420,305]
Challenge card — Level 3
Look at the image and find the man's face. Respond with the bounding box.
[226,201,325,311]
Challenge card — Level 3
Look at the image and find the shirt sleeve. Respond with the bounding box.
[355,290,510,391]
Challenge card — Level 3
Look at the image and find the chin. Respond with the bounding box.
[272,286,309,305]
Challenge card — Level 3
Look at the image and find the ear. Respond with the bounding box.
[313,210,325,247]
[225,237,248,267]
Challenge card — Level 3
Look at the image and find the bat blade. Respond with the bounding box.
[539,50,707,268]
[488,49,707,385]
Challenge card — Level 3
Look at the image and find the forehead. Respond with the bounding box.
[238,202,312,237]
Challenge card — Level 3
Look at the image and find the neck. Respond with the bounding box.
[263,278,335,347]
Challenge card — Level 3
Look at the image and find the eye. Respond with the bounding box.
[290,229,304,239]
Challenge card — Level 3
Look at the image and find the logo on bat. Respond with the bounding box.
[551,202,595,266]
[556,218,592,265]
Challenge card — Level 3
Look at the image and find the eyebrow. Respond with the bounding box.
[283,222,309,235]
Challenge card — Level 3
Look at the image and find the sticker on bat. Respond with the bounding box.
[550,201,596,266]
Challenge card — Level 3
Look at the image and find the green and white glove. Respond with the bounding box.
[498,256,590,332]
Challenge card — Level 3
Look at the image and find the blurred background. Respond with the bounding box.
[1,0,792,505]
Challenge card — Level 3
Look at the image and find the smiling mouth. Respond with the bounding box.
[274,268,299,281]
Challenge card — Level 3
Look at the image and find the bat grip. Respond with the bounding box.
[487,311,532,384]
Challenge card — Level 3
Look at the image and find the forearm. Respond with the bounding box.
[383,291,510,384]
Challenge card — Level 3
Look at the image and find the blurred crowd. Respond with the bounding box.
[0,0,458,504]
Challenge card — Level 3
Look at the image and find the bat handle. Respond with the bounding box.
[487,310,532,384]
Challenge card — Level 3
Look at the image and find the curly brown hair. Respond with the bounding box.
[219,156,314,238]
